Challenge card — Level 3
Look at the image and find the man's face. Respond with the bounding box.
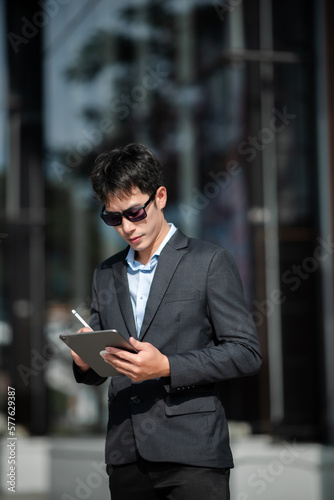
[104,186,168,263]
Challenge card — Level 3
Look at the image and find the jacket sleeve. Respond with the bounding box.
[72,362,107,386]
[167,248,262,389]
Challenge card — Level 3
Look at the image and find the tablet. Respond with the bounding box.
[59,329,137,377]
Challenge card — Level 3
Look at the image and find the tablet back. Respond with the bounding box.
[59,329,136,377]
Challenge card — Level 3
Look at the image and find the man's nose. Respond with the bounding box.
[122,217,136,233]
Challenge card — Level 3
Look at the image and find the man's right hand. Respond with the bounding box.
[70,327,91,372]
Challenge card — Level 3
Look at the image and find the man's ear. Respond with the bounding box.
[155,186,167,209]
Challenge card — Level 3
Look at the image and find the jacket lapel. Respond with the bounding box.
[111,257,137,339]
[138,230,188,340]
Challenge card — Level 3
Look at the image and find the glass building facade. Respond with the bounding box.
[1,0,334,444]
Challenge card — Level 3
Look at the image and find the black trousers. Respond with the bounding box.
[107,457,230,500]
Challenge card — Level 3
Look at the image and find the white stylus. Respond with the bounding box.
[71,309,93,330]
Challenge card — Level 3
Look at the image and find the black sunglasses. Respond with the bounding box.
[100,191,156,226]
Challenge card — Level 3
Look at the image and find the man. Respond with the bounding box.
[72,143,262,500]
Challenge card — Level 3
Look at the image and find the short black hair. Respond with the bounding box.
[91,143,164,203]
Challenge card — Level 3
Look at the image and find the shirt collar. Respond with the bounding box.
[126,223,177,271]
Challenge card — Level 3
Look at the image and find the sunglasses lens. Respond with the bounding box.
[126,208,146,222]
[102,213,122,226]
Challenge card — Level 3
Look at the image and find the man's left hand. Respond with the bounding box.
[101,337,170,382]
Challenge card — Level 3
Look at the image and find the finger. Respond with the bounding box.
[100,352,132,367]
[101,354,137,379]
[105,346,124,355]
[129,337,144,350]
[105,346,137,361]
[99,352,143,382]
[71,349,90,370]
[70,349,83,362]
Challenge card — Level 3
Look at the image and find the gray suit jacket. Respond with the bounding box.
[74,229,262,468]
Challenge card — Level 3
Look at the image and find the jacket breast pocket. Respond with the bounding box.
[163,290,201,304]
[165,393,216,416]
